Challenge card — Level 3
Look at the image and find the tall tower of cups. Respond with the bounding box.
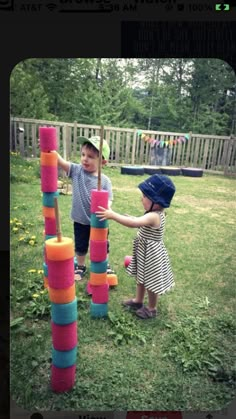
[39,126,59,288]
[88,128,110,318]
[39,127,77,392]
[89,189,109,318]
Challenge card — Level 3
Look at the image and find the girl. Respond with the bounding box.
[96,174,176,319]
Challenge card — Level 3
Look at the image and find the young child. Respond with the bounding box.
[53,135,115,281]
[96,174,176,319]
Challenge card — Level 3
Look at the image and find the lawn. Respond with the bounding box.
[10,153,236,412]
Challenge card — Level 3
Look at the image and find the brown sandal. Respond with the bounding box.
[122,299,143,310]
[135,306,157,319]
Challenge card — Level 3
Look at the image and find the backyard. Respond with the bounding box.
[10,153,236,412]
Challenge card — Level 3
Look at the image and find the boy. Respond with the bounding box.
[53,135,114,281]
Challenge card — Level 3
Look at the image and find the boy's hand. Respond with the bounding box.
[96,206,114,221]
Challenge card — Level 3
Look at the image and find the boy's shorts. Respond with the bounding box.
[74,222,109,256]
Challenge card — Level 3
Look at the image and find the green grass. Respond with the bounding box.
[10,153,236,411]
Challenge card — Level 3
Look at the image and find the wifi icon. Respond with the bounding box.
[46,3,57,12]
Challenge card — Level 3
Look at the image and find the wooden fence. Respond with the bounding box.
[10,117,236,176]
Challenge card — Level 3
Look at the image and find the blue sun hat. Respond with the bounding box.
[138,174,176,208]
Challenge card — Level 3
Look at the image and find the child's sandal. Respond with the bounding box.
[135,306,157,319]
[122,299,143,310]
[74,265,87,281]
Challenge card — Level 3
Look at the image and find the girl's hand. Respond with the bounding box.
[96,206,113,221]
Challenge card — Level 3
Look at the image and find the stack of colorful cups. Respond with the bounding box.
[39,126,58,288]
[89,189,109,318]
[46,236,78,393]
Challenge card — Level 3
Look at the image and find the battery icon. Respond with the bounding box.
[215,4,230,10]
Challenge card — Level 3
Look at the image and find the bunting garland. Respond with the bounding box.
[137,130,190,148]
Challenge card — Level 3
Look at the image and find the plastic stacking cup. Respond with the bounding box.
[124,255,132,268]
[46,237,74,261]
[48,284,75,304]
[91,284,109,304]
[51,321,78,351]
[42,206,56,219]
[90,302,108,318]
[40,151,58,166]
[47,257,74,289]
[41,166,58,192]
[51,364,76,393]
[90,259,108,273]
[107,274,118,286]
[39,126,58,152]
[90,240,107,262]
[42,191,59,208]
[90,272,107,286]
[51,298,78,325]
[90,189,109,212]
[90,213,108,229]
[90,227,108,241]
[52,346,77,368]
[44,217,57,236]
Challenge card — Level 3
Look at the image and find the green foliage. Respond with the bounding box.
[107,311,147,345]
[10,158,236,411]
[10,58,236,135]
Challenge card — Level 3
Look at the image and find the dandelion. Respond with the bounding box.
[12,227,18,232]
[29,240,35,246]
[32,294,39,298]
[28,269,36,273]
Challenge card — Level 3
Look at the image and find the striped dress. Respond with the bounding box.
[126,211,174,295]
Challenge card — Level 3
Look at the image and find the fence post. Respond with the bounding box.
[131,129,137,165]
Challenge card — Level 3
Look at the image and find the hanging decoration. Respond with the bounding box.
[138,131,190,148]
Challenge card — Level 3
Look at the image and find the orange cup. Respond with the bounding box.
[42,206,56,218]
[45,237,74,261]
[48,283,75,304]
[90,227,108,241]
[40,151,58,167]
[107,274,118,286]
[90,272,107,286]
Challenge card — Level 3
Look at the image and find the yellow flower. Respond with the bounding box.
[31,235,36,239]
[18,237,24,241]
[32,294,39,298]
[13,207,18,210]
[28,269,36,273]
[37,270,43,274]
[16,222,23,226]
[12,227,18,232]
[29,240,35,246]
[10,220,13,224]
[40,290,44,294]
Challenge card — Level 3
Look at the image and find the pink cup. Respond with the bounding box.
[47,257,74,289]
[45,217,57,236]
[90,189,109,212]
[51,321,77,351]
[51,364,76,393]
[41,166,58,192]
[124,255,132,268]
[90,240,107,262]
[91,283,109,304]
[39,126,58,151]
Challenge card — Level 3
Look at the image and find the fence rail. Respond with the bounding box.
[10,117,236,175]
